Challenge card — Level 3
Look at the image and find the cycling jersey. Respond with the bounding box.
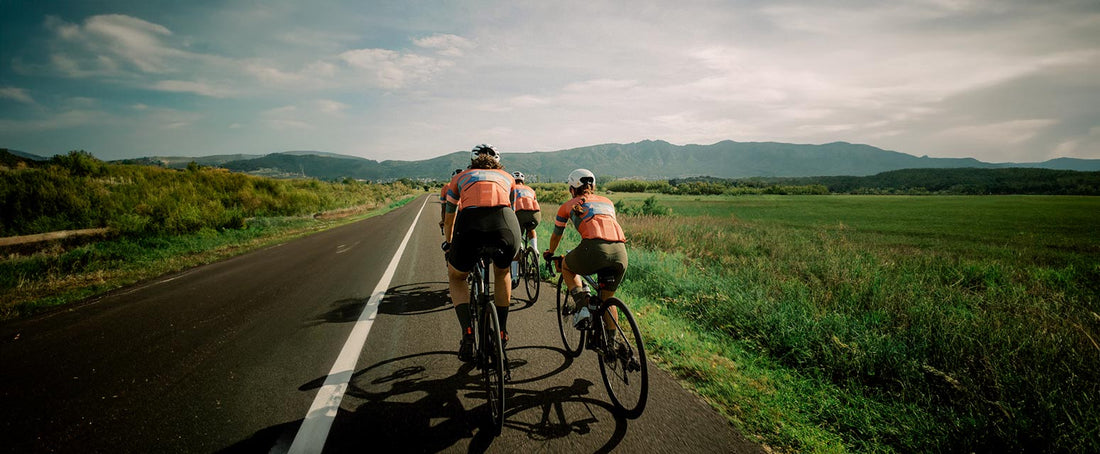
[446,169,515,211]
[511,183,540,212]
[553,194,626,242]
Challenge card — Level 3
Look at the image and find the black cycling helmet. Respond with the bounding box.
[452,168,463,176]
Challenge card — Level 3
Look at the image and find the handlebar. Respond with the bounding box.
[545,255,564,275]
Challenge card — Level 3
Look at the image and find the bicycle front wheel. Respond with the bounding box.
[480,303,506,434]
[523,248,540,303]
[555,275,584,357]
[598,298,648,418]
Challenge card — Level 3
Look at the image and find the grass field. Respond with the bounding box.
[537,193,1100,452]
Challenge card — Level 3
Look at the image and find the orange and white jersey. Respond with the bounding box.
[511,183,540,212]
[445,168,515,211]
[553,194,625,242]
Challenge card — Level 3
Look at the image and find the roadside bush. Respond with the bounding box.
[0,157,415,237]
[529,183,569,205]
[615,195,671,216]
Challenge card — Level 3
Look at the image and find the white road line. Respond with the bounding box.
[284,196,427,454]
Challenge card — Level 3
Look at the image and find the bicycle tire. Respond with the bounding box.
[480,301,506,434]
[597,298,648,418]
[523,248,540,303]
[555,275,584,357]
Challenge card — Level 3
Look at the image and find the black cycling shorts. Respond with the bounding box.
[516,209,540,232]
[447,206,521,272]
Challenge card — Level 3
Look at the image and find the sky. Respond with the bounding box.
[1,0,1099,163]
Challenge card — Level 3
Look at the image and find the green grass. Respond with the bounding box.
[563,193,1099,452]
[0,195,419,320]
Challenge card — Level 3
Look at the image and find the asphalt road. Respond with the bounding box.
[0,195,763,453]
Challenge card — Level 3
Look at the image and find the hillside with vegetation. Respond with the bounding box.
[0,150,417,319]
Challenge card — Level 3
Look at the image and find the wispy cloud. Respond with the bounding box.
[338,48,453,89]
[413,34,476,57]
[151,80,235,98]
[0,87,36,104]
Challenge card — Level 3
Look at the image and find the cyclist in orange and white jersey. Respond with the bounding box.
[439,168,463,236]
[543,169,627,332]
[509,171,540,288]
[442,144,521,362]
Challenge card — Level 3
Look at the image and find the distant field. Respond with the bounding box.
[575,194,1100,452]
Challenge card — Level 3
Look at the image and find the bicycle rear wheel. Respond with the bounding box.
[523,248,540,303]
[479,300,506,434]
[598,298,648,418]
[555,275,584,357]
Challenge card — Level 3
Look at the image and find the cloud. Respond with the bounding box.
[44,14,184,76]
[0,109,111,132]
[151,80,235,98]
[413,33,475,57]
[938,119,1059,145]
[338,48,452,89]
[0,87,36,104]
[315,99,349,114]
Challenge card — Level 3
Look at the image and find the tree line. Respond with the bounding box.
[601,167,1100,195]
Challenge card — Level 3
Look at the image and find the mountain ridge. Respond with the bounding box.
[6,141,1100,180]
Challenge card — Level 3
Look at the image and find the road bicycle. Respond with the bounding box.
[546,254,648,418]
[514,221,541,303]
[467,246,509,434]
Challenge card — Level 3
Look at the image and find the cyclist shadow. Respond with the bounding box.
[503,381,629,453]
[378,282,452,316]
[219,351,631,453]
[301,282,452,326]
[314,347,627,453]
[503,346,631,452]
[320,351,488,452]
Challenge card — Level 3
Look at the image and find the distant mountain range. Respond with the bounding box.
[5,141,1100,181]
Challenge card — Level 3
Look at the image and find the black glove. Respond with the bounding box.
[441,241,451,252]
[543,250,554,262]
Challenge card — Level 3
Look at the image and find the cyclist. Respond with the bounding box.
[509,171,541,288]
[543,169,627,340]
[439,168,463,236]
[442,144,521,362]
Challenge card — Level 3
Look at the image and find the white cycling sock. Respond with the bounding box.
[510,261,519,278]
[531,238,538,252]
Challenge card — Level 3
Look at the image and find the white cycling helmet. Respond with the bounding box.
[512,171,525,182]
[471,143,499,163]
[567,168,595,189]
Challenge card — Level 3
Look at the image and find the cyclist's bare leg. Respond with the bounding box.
[561,263,584,293]
[447,263,471,305]
[600,289,619,330]
[492,264,512,338]
[493,264,512,307]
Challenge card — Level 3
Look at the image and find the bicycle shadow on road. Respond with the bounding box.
[222,345,633,453]
[377,282,452,316]
[324,349,631,453]
[301,282,452,327]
